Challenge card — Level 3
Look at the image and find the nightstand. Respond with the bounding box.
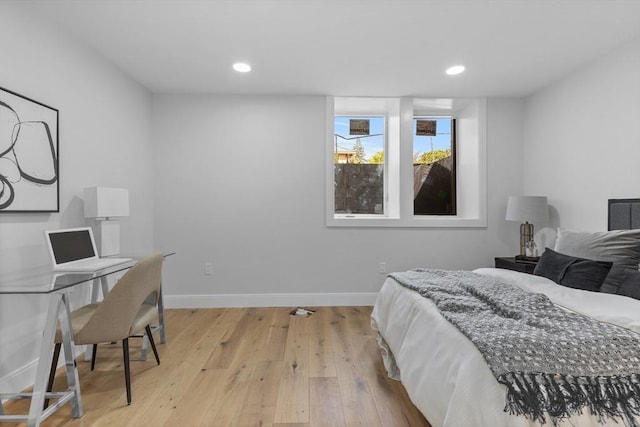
[494,257,538,274]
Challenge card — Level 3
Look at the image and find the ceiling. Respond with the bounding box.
[16,0,640,97]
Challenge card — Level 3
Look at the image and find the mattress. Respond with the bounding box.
[371,268,640,427]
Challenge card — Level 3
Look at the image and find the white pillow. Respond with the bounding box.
[554,228,640,293]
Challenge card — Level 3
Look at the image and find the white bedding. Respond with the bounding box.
[370,268,640,427]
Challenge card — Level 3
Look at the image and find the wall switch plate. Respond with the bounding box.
[204,262,213,275]
[379,262,386,274]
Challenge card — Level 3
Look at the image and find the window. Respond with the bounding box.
[413,116,456,215]
[334,116,385,215]
[326,97,486,228]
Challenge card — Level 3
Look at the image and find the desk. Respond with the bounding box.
[0,253,173,426]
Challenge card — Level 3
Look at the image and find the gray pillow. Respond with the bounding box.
[533,248,613,292]
[617,270,640,300]
[554,228,640,293]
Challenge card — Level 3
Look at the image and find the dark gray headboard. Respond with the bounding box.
[608,199,640,230]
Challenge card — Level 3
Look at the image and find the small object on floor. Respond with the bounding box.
[289,307,315,317]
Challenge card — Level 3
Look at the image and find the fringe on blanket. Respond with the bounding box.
[498,372,640,427]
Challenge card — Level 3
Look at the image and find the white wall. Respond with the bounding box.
[0,4,154,393]
[522,37,640,231]
[0,1,531,395]
[153,95,524,307]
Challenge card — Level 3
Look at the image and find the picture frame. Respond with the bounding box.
[0,86,59,212]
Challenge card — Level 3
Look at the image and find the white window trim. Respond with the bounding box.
[325,96,487,228]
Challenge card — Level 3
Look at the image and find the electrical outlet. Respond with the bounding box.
[379,262,386,274]
[204,262,213,275]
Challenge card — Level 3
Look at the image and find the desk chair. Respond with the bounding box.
[46,252,164,405]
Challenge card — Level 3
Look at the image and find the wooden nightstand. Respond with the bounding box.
[494,257,538,274]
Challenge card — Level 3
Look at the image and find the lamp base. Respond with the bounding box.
[94,220,120,256]
[519,221,533,256]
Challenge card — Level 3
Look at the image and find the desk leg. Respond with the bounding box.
[84,277,109,362]
[26,293,82,426]
[140,283,166,360]
[158,285,166,344]
[26,295,60,426]
[58,293,83,419]
[99,276,109,300]
[84,279,99,362]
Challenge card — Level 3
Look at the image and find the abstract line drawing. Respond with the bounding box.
[0,86,59,212]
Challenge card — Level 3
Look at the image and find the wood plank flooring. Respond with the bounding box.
[3,307,430,427]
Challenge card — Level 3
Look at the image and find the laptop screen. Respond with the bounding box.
[48,229,97,264]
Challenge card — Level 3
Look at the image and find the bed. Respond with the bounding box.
[371,199,640,427]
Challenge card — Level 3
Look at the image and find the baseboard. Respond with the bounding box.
[0,358,39,403]
[163,292,379,308]
[0,348,84,404]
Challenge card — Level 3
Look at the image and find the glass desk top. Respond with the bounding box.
[0,253,174,294]
[0,261,135,294]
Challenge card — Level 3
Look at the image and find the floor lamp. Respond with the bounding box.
[84,187,130,256]
[505,196,549,257]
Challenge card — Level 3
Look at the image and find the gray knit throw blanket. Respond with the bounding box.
[389,269,640,426]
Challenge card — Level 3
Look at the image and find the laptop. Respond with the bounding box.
[45,227,132,271]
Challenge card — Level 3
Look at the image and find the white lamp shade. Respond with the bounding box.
[83,187,130,218]
[505,196,548,223]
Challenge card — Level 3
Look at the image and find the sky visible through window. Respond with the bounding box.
[334,116,384,160]
[413,117,452,158]
[334,116,451,161]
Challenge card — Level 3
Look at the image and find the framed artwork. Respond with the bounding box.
[0,86,59,212]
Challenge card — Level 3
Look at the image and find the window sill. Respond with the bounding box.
[326,215,487,228]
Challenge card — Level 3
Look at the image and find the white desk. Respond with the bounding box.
[0,253,173,426]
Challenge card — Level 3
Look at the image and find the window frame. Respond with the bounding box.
[333,114,387,216]
[325,96,487,228]
[412,115,457,216]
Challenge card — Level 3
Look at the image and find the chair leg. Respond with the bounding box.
[122,338,132,405]
[145,325,160,365]
[90,343,98,371]
[44,343,61,409]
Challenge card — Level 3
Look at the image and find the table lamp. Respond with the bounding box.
[84,187,129,256]
[505,196,548,257]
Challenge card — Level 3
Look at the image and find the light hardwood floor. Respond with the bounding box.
[4,306,430,427]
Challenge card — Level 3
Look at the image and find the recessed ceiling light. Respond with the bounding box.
[445,65,466,75]
[233,62,251,73]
